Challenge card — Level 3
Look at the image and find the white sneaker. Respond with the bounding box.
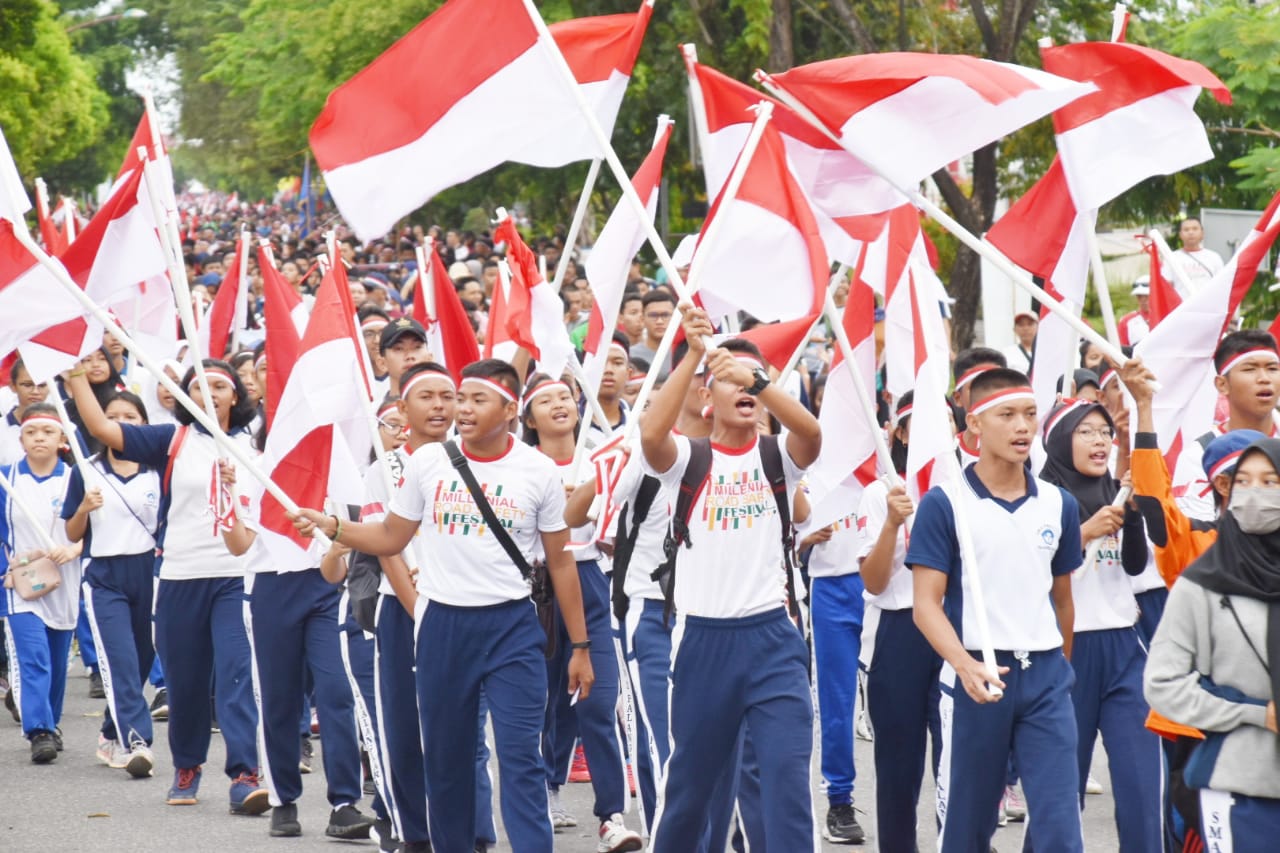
[96,735,131,769]
[549,787,576,830]
[1003,784,1027,822]
[1086,774,1103,795]
[597,813,643,853]
[125,742,155,778]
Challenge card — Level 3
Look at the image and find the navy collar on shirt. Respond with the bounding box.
[5,409,19,428]
[17,457,66,483]
[963,462,1037,512]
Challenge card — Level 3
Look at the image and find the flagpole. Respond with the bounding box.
[422,240,437,320]
[1147,228,1198,298]
[681,45,714,197]
[551,159,602,293]
[1086,228,1121,348]
[230,229,251,353]
[823,288,897,483]
[753,73,1139,377]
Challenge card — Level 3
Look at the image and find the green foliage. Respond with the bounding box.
[0,0,110,181]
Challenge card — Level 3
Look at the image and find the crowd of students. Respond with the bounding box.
[0,203,1277,853]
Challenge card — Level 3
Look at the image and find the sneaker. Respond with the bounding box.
[229,770,271,815]
[3,682,17,722]
[125,742,155,778]
[310,708,320,735]
[167,766,202,805]
[369,816,399,852]
[30,730,57,764]
[89,670,106,699]
[823,803,866,844]
[299,735,314,774]
[855,707,874,741]
[597,813,642,852]
[326,804,374,840]
[997,793,1009,827]
[548,786,576,830]
[150,688,169,721]
[1003,784,1027,822]
[97,734,130,769]
[569,742,591,783]
[270,802,301,837]
[1086,774,1104,795]
[52,727,63,752]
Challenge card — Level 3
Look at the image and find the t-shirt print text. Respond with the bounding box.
[701,467,774,531]
[431,479,526,535]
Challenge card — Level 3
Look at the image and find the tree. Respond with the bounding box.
[0,0,110,182]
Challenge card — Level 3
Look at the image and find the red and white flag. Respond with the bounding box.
[0,125,29,225]
[200,236,248,360]
[1040,41,1230,211]
[260,244,306,428]
[417,242,481,385]
[34,181,68,256]
[692,118,830,326]
[310,0,653,241]
[686,51,902,267]
[19,167,168,381]
[581,117,672,397]
[805,269,880,530]
[760,53,1094,191]
[1135,192,1280,487]
[256,262,372,570]
[1144,236,1180,328]
[0,222,85,362]
[899,268,957,499]
[482,262,517,363]
[493,217,576,378]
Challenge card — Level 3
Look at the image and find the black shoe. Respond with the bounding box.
[299,736,313,774]
[326,804,374,840]
[270,802,301,837]
[89,671,105,699]
[403,843,432,853]
[52,727,63,752]
[150,688,168,721]
[4,684,18,723]
[823,803,866,844]
[370,816,400,852]
[30,730,57,764]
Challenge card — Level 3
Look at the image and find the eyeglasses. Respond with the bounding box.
[1073,426,1114,441]
[644,311,672,322]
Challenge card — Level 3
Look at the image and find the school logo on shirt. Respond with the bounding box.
[700,467,774,531]
[1035,524,1057,551]
[144,490,158,508]
[431,479,525,536]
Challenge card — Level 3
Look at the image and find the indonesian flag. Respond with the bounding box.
[260,244,306,428]
[0,222,85,362]
[493,217,575,378]
[692,118,830,326]
[483,262,517,362]
[760,53,1095,191]
[200,236,248,360]
[985,159,1097,416]
[1135,192,1280,486]
[686,50,902,267]
[581,117,672,397]
[1145,237,1181,328]
[876,206,951,403]
[256,261,372,570]
[310,0,654,241]
[34,181,67,256]
[737,314,821,374]
[899,267,957,499]
[417,241,481,385]
[0,125,28,225]
[1040,42,1230,211]
[19,167,168,382]
[805,267,880,529]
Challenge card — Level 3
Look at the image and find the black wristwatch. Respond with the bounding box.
[745,366,771,396]
[570,640,592,650]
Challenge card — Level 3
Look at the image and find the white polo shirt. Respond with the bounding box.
[1,461,79,630]
[62,457,159,558]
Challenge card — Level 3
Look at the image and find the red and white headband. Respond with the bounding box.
[954,363,1000,393]
[185,366,237,392]
[459,375,517,404]
[1098,368,1118,389]
[20,413,64,431]
[969,386,1036,417]
[401,370,455,399]
[608,341,629,359]
[376,399,400,420]
[893,402,913,427]
[1217,348,1280,377]
[626,372,645,387]
[1042,398,1094,441]
[522,379,572,409]
[1207,449,1245,483]
[361,316,389,331]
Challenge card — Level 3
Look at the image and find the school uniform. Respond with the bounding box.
[906,464,1084,853]
[855,479,942,853]
[390,436,563,852]
[1130,553,1168,646]
[334,586,391,826]
[643,435,815,852]
[1,459,78,741]
[117,422,259,780]
[0,409,24,467]
[363,446,495,848]
[62,455,160,749]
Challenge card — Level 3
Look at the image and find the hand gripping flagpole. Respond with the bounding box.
[1081,485,1133,571]
[753,72,1147,386]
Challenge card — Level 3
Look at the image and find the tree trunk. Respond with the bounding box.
[768,0,794,71]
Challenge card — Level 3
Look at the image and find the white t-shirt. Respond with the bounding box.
[1071,532,1140,632]
[1172,247,1224,295]
[642,435,803,619]
[549,457,601,563]
[1003,343,1034,374]
[2,461,79,630]
[390,437,567,607]
[610,452,669,602]
[362,445,421,596]
[805,510,859,579]
[854,479,912,610]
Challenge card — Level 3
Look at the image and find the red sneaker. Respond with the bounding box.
[569,743,591,783]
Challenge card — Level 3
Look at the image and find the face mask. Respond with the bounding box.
[1228,486,1280,535]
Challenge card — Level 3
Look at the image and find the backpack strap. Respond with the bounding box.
[611,474,662,622]
[759,434,800,620]
[653,438,713,625]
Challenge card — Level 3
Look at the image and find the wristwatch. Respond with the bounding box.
[745,366,771,396]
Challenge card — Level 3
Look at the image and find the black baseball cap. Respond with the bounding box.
[380,317,427,353]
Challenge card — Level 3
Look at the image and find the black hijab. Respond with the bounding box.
[1183,438,1280,708]
[1038,399,1117,519]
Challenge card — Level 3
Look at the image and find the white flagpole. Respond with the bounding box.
[0,474,61,554]
[1086,229,1121,348]
[1147,228,1198,297]
[753,73,1137,376]
[230,229,251,353]
[550,159,602,293]
[681,44,714,198]
[1110,3,1130,42]
[823,288,896,483]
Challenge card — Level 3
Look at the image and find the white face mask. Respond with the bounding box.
[1228,486,1280,535]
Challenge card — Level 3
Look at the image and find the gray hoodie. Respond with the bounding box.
[1144,576,1280,798]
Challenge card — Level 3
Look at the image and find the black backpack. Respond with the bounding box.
[610,474,663,622]
[650,435,798,625]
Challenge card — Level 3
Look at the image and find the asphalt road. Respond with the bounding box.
[0,664,1121,852]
